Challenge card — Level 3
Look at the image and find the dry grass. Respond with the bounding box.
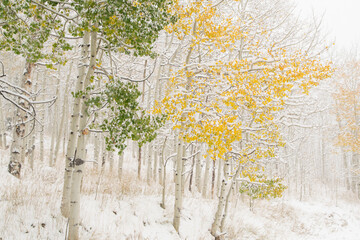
[82,165,167,198]
[0,159,66,239]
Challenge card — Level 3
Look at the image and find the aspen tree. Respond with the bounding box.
[0,98,4,149]
[202,154,211,198]
[60,34,90,218]
[49,68,61,167]
[8,62,34,177]
[333,59,360,198]
[195,148,202,191]
[68,30,96,239]
[39,71,47,163]
[211,160,230,237]
[1,0,71,177]
[118,151,124,180]
[28,75,38,169]
[155,0,333,236]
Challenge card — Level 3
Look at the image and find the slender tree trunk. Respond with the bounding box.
[92,75,101,169]
[173,139,184,232]
[8,61,34,178]
[195,144,202,191]
[147,143,153,183]
[216,159,222,196]
[211,160,230,238]
[160,149,167,209]
[161,164,167,209]
[202,153,211,198]
[351,153,359,194]
[132,141,137,159]
[181,143,186,196]
[39,72,46,163]
[68,30,96,240]
[189,145,195,192]
[109,151,114,173]
[173,24,194,232]
[93,134,99,169]
[118,152,124,180]
[3,133,7,150]
[138,145,142,179]
[101,135,107,168]
[62,95,70,155]
[159,137,168,207]
[28,77,38,169]
[49,67,61,166]
[153,148,158,182]
[220,163,242,232]
[159,156,163,185]
[49,115,57,166]
[211,159,216,198]
[60,33,90,218]
[0,99,5,149]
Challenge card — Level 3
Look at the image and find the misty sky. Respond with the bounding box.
[294,0,360,51]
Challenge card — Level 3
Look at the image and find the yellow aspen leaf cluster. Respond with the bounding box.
[334,60,360,153]
[153,0,332,178]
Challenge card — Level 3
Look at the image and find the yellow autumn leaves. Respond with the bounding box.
[334,60,360,153]
[153,0,332,165]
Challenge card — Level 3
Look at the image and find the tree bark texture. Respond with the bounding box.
[60,33,90,218]
[8,61,34,178]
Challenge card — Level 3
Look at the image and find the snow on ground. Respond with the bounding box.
[1,147,360,240]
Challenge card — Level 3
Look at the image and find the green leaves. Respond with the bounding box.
[239,175,287,200]
[1,0,176,62]
[88,78,165,154]
[66,0,176,57]
[0,0,71,63]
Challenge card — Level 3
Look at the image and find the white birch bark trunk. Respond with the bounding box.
[101,136,107,168]
[216,159,222,196]
[152,54,162,183]
[220,162,242,233]
[172,23,194,232]
[211,159,216,198]
[0,98,5,149]
[173,139,184,232]
[60,33,90,218]
[92,73,102,169]
[93,134,100,169]
[28,78,38,170]
[132,140,137,159]
[20,131,27,165]
[29,129,36,169]
[195,145,202,192]
[109,151,114,173]
[39,72,46,163]
[118,152,124,180]
[8,62,34,178]
[211,160,230,238]
[49,68,61,166]
[62,97,70,155]
[161,161,167,209]
[181,143,186,196]
[137,144,142,179]
[153,148,158,182]
[202,153,211,198]
[49,115,57,166]
[146,143,153,183]
[68,30,96,240]
[159,153,163,185]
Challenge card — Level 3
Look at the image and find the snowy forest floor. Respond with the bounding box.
[1,146,360,240]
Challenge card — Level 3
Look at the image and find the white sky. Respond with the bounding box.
[294,0,360,51]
